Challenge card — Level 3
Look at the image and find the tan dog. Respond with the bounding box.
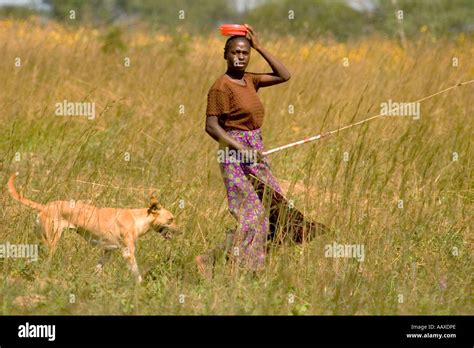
[8,172,177,282]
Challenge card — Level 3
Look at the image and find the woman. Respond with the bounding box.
[197,24,291,274]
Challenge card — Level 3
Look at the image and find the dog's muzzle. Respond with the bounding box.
[155,224,179,239]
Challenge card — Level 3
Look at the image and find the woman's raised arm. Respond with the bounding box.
[245,24,291,87]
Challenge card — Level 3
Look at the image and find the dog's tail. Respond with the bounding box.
[8,172,44,211]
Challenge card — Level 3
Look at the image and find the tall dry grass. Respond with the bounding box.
[0,18,472,314]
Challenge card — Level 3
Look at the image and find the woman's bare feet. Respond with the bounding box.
[195,229,235,279]
[195,255,212,279]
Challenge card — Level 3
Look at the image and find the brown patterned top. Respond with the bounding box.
[206,72,265,131]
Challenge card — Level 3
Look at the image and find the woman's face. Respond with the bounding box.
[225,38,251,72]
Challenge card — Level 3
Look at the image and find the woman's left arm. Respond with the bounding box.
[245,24,291,87]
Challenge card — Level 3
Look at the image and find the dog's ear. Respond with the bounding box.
[149,193,161,207]
[148,194,162,215]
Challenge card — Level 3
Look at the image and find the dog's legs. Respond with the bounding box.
[121,242,142,283]
[94,249,113,275]
[39,214,71,257]
[35,213,50,250]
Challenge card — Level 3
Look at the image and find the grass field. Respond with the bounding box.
[0,19,472,315]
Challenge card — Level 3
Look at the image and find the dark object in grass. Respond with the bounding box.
[247,173,329,244]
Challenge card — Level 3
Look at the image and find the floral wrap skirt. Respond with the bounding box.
[218,128,284,270]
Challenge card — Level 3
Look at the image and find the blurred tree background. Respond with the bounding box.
[0,0,473,40]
